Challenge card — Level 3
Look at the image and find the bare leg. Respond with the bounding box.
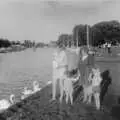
[59,78,64,103]
[70,90,73,105]
[87,94,92,104]
[96,93,100,110]
[94,93,100,110]
[83,90,87,103]
[51,75,58,101]
[66,92,69,104]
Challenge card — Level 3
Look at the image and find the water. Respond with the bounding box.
[0,48,54,100]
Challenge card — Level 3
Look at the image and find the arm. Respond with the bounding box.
[88,73,93,82]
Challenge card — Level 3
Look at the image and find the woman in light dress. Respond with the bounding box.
[51,44,68,102]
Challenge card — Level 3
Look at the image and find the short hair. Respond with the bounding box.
[59,44,66,49]
[79,46,89,57]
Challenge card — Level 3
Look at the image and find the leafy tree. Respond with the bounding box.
[92,20,120,45]
[57,34,69,47]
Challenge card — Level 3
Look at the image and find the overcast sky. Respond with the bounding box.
[0,0,119,42]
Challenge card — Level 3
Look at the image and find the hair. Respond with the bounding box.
[58,44,66,50]
[79,46,89,60]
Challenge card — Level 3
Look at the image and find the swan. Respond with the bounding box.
[21,87,33,100]
[0,94,15,111]
[33,81,41,93]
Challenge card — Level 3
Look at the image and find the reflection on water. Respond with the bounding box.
[0,48,53,100]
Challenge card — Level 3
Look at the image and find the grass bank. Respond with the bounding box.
[0,83,117,120]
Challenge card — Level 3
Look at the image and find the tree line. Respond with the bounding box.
[57,20,120,47]
[0,39,48,48]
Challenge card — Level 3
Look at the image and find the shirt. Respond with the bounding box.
[53,49,67,69]
[108,44,111,48]
[82,55,88,61]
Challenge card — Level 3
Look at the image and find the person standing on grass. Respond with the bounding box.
[107,42,112,55]
[51,44,68,102]
[78,46,95,86]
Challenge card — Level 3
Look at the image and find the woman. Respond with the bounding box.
[51,44,68,102]
[78,46,95,86]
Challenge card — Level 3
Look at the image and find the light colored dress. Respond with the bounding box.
[52,49,67,79]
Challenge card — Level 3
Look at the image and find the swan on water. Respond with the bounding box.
[0,94,15,111]
[32,81,41,93]
[21,87,33,100]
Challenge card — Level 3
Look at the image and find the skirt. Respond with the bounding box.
[78,64,92,85]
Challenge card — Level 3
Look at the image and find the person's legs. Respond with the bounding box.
[94,93,100,110]
[52,73,58,100]
[59,67,67,103]
[59,77,64,103]
[51,67,60,101]
[70,89,73,105]
[83,86,88,102]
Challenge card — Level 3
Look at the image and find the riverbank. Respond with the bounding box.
[0,83,117,120]
[0,45,27,53]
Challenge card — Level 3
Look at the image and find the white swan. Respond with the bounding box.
[33,81,41,93]
[0,94,15,111]
[21,87,33,100]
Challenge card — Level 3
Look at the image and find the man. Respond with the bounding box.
[51,44,68,102]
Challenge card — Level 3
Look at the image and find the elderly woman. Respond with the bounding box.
[51,44,68,102]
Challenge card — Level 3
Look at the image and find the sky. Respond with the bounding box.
[0,0,119,43]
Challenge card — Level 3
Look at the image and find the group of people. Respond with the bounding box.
[0,80,42,112]
[103,42,112,54]
[51,44,102,110]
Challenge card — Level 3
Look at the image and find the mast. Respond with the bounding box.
[77,28,79,47]
[86,24,89,49]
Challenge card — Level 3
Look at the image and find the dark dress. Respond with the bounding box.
[78,53,95,85]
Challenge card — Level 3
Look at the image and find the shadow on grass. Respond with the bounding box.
[100,69,112,104]
[100,69,120,120]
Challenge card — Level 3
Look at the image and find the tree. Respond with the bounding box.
[92,20,120,45]
[73,24,85,46]
[57,34,69,47]
[73,24,91,46]
[0,38,11,48]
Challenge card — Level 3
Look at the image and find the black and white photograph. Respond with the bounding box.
[0,0,120,120]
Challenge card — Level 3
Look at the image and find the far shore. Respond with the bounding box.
[0,45,27,53]
[0,45,50,54]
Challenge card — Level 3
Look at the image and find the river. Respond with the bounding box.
[0,48,53,100]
